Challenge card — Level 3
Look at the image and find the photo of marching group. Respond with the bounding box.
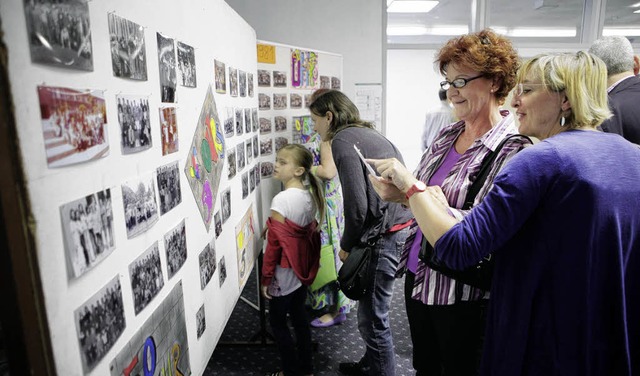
[23,0,93,71]
[165,219,188,279]
[273,70,287,87]
[160,107,179,155]
[60,188,115,279]
[129,242,164,315]
[177,41,196,88]
[117,94,152,154]
[229,66,238,97]
[156,161,182,215]
[108,13,147,80]
[74,276,126,374]
[241,172,248,199]
[235,108,244,136]
[320,75,331,89]
[257,69,271,87]
[121,174,159,239]
[37,85,109,168]
[275,136,288,153]
[260,138,273,156]
[260,117,272,134]
[259,93,271,110]
[227,147,237,179]
[236,142,246,171]
[260,161,274,178]
[196,305,206,339]
[248,73,254,97]
[252,108,259,132]
[290,93,303,109]
[273,93,287,110]
[239,70,247,97]
[274,116,287,132]
[252,135,259,157]
[244,108,252,133]
[215,60,226,94]
[198,240,217,290]
[157,33,177,103]
[224,107,234,138]
[246,139,253,164]
[220,188,231,223]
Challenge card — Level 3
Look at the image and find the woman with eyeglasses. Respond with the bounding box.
[394,29,532,376]
[371,51,640,376]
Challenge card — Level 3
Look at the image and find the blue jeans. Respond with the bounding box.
[357,227,409,376]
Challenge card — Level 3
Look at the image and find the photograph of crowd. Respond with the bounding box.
[117,94,152,154]
[260,161,274,178]
[157,33,177,103]
[331,76,341,89]
[24,0,93,71]
[320,75,330,89]
[251,109,259,132]
[274,116,287,132]
[236,142,245,171]
[254,164,261,186]
[304,93,313,108]
[224,107,234,138]
[108,13,147,80]
[177,41,196,88]
[275,136,288,153]
[214,211,222,238]
[165,219,187,279]
[257,69,271,87]
[246,139,253,164]
[260,138,273,156]
[248,73,254,97]
[227,147,236,179]
[160,107,179,155]
[239,70,247,97]
[229,66,238,97]
[60,188,115,279]
[242,172,248,199]
[74,276,126,374]
[273,93,287,110]
[244,108,251,134]
[273,70,287,87]
[290,93,303,109]
[121,174,158,239]
[157,161,182,215]
[221,187,231,223]
[219,256,227,287]
[235,108,244,136]
[199,241,217,290]
[38,85,108,168]
[258,93,270,110]
[215,60,226,94]
[249,167,256,193]
[129,242,164,315]
[252,135,259,157]
[196,305,206,339]
[259,117,272,134]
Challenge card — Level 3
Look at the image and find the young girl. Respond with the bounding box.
[261,144,326,376]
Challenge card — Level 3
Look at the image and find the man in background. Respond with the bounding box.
[421,88,455,152]
[589,36,640,144]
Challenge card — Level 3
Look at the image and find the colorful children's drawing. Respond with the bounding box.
[292,115,315,144]
[291,49,319,89]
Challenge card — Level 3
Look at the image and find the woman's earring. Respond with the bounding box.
[560,116,566,127]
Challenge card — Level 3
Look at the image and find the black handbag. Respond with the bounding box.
[337,242,374,300]
[419,134,531,290]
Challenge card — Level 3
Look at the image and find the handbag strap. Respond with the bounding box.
[462,134,531,210]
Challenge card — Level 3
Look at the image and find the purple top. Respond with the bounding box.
[407,145,461,273]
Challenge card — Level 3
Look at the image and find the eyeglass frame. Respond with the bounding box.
[440,75,485,90]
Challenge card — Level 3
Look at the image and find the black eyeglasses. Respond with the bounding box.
[440,75,484,90]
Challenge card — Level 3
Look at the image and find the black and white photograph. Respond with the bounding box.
[275,136,289,152]
[254,164,261,186]
[253,135,259,157]
[304,93,313,108]
[259,93,271,110]
[251,108,259,132]
[74,275,126,374]
[108,13,147,80]
[259,117,272,134]
[320,75,331,89]
[199,240,217,290]
[129,241,164,315]
[249,166,256,193]
[221,187,231,223]
[60,188,115,280]
[290,93,303,109]
[331,76,341,89]
[214,60,226,94]
[196,304,206,339]
[273,93,287,110]
[248,73,254,97]
[229,66,238,97]
[219,256,227,287]
[24,0,93,71]
[241,172,249,199]
[246,139,253,164]
[260,138,273,156]
[165,219,187,279]
[117,94,152,154]
[121,174,158,239]
[273,70,287,87]
[214,211,222,238]
[224,107,234,138]
[274,115,287,132]
[235,108,244,136]
[261,161,274,178]
[236,142,246,171]
[227,147,237,179]
[156,161,182,215]
[157,33,177,103]
[257,69,271,87]
[244,108,251,134]
[239,70,247,97]
[177,41,196,88]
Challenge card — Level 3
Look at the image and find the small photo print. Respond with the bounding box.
[215,60,226,94]
[214,211,222,238]
[156,161,182,215]
[157,33,177,103]
[257,69,271,87]
[229,67,238,97]
[275,137,288,152]
[38,85,108,168]
[260,161,274,178]
[196,305,206,339]
[227,147,237,179]
[235,108,244,136]
[320,75,331,89]
[273,71,287,87]
[165,219,187,279]
[108,13,147,80]
[260,117,272,135]
[290,93,303,109]
[242,172,249,199]
[247,73,254,97]
[24,0,93,71]
[331,76,341,89]
[304,94,313,108]
[199,240,217,290]
[239,70,247,97]
[246,139,253,164]
[117,95,152,154]
[273,94,287,110]
[121,174,158,239]
[259,93,271,110]
[236,142,246,171]
[275,116,287,132]
[224,107,234,138]
[74,275,126,374]
[60,189,115,280]
[260,139,273,156]
[219,256,227,287]
[129,241,164,315]
[254,164,261,186]
[252,135,259,158]
[221,188,231,223]
[249,167,256,193]
[244,108,251,134]
[160,107,179,155]
[177,41,196,88]
[251,108,259,132]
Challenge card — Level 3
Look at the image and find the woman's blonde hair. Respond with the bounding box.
[518,51,611,129]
